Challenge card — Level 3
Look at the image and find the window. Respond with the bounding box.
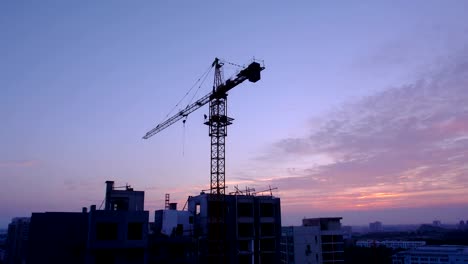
[260,223,275,237]
[208,201,223,217]
[239,240,252,252]
[127,222,143,240]
[260,239,275,251]
[96,222,118,240]
[260,203,274,217]
[238,203,253,217]
[305,245,311,256]
[238,223,254,237]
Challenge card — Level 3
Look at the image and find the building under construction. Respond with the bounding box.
[187,192,282,264]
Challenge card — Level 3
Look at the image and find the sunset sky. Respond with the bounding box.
[1,1,468,227]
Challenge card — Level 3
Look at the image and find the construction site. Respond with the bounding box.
[25,58,287,264]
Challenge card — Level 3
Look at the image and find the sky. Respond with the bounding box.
[1,1,468,227]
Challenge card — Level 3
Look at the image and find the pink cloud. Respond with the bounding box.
[249,50,468,214]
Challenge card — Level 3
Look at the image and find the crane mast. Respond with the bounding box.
[206,58,231,197]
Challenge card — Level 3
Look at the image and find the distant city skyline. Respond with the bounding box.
[1,1,468,227]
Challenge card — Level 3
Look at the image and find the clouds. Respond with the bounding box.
[0,160,39,168]
[244,51,468,216]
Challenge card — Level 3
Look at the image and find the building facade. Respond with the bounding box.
[187,193,282,264]
[281,217,344,264]
[86,181,149,264]
[154,206,192,237]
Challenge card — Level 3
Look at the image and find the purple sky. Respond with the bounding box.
[1,1,468,227]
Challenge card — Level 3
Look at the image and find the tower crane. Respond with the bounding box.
[143,57,264,261]
[143,58,264,196]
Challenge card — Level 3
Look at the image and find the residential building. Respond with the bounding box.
[27,181,149,264]
[86,181,149,264]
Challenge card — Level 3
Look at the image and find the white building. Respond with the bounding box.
[281,217,344,264]
[357,240,426,249]
[392,245,468,264]
[154,208,192,236]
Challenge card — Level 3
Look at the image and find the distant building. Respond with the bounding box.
[5,217,30,264]
[281,217,344,264]
[356,240,426,249]
[154,203,192,237]
[27,181,149,264]
[458,220,466,230]
[369,221,383,232]
[341,226,352,240]
[149,201,195,263]
[0,229,8,262]
[0,249,5,263]
[187,192,282,264]
[392,245,468,264]
[432,220,442,227]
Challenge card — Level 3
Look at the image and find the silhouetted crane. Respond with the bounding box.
[143,58,264,196]
[143,57,264,261]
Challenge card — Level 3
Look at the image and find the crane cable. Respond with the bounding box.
[163,63,213,120]
[161,59,242,156]
[187,65,213,105]
[182,117,187,156]
[219,58,244,68]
